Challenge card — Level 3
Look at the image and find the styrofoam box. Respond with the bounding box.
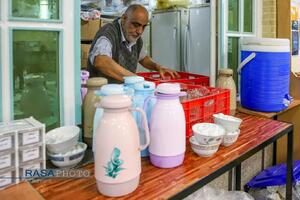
[19,129,42,146]
[0,149,15,170]
[0,132,14,151]
[19,143,43,163]
[19,159,44,179]
[0,167,16,188]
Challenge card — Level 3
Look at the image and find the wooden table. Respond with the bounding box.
[238,99,300,119]
[238,99,300,165]
[29,113,293,200]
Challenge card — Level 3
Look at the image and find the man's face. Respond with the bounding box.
[121,8,148,43]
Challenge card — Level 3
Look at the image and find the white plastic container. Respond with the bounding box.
[0,132,14,151]
[19,143,43,163]
[19,129,41,146]
[0,117,46,188]
[0,149,15,170]
[0,167,16,188]
[19,159,44,179]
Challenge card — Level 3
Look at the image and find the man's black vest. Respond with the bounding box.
[87,19,143,83]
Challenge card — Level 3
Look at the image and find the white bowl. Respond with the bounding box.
[46,126,80,154]
[189,136,220,157]
[222,129,240,147]
[213,113,242,132]
[47,142,87,168]
[192,123,225,145]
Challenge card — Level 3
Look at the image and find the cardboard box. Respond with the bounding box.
[81,19,101,41]
[81,44,91,69]
[290,72,300,99]
[101,18,113,27]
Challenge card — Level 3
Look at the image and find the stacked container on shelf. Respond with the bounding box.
[0,117,45,189]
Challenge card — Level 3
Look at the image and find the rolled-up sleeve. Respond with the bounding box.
[89,36,113,65]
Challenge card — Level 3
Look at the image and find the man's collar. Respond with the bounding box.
[118,19,136,48]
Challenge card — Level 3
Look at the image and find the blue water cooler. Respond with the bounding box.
[239,38,291,112]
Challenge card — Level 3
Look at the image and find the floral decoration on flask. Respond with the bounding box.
[104,147,124,178]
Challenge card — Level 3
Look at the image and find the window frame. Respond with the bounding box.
[0,28,2,121]
[219,0,258,69]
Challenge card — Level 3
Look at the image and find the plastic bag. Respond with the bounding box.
[248,184,300,200]
[184,186,254,200]
[246,160,300,189]
[156,0,189,9]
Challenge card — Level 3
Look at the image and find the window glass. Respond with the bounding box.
[228,0,239,31]
[12,0,59,20]
[227,37,239,85]
[13,30,60,130]
[244,0,253,32]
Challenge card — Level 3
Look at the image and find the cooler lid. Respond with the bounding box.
[87,77,108,87]
[240,37,290,52]
[156,83,181,94]
[100,95,131,109]
[240,37,290,46]
[123,76,144,84]
[134,81,155,91]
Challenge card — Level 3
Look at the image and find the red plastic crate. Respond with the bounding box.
[137,72,209,86]
[179,84,230,138]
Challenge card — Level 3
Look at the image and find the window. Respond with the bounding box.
[11,0,60,21]
[219,0,257,88]
[12,30,60,130]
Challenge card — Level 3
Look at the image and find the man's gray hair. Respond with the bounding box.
[124,4,148,16]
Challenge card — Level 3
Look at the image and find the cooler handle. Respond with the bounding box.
[131,107,150,151]
[238,53,256,74]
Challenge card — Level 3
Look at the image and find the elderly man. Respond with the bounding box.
[87,4,179,83]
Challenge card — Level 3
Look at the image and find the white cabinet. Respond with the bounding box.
[151,10,181,71]
[183,6,211,76]
[150,6,211,76]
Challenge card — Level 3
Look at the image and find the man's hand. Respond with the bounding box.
[139,56,180,79]
[157,66,180,79]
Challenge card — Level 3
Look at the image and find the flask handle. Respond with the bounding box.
[131,107,150,151]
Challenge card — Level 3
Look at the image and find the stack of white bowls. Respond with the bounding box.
[213,113,243,146]
[190,123,225,157]
[46,126,87,168]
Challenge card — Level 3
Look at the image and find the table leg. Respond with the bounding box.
[262,148,265,170]
[272,115,278,166]
[286,128,293,200]
[228,169,232,191]
[235,164,241,190]
[273,141,277,166]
